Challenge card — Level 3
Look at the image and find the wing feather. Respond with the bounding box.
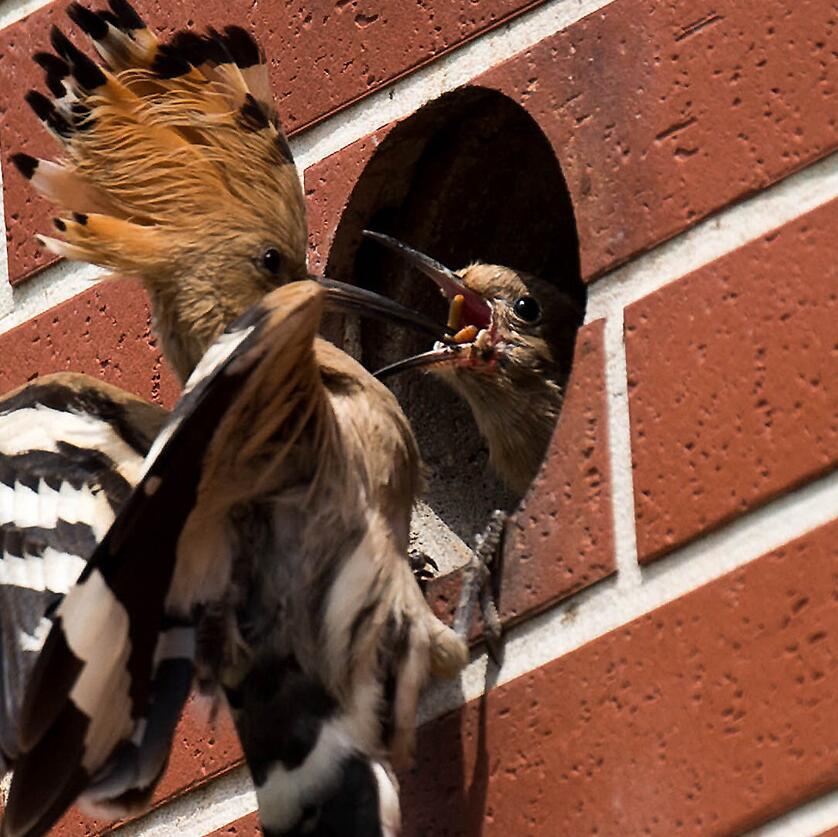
[3,282,325,837]
[0,373,165,778]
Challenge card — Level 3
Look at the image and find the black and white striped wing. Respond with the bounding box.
[0,373,166,778]
[2,281,325,837]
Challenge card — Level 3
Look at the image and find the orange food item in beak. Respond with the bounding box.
[447,294,465,331]
[453,325,478,344]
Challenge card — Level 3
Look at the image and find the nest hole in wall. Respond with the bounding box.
[325,86,585,569]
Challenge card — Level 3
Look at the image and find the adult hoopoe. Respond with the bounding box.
[1,3,468,835]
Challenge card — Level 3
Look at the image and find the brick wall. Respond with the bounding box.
[1,0,836,834]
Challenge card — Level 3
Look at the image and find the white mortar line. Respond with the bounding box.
[0,261,106,336]
[601,308,642,588]
[110,765,256,837]
[0,0,51,30]
[427,468,838,722]
[745,789,838,837]
[586,151,838,324]
[116,468,838,835]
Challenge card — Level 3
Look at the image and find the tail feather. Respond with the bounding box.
[229,654,401,837]
[80,621,195,819]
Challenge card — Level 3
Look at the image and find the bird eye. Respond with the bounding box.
[513,295,541,324]
[262,247,282,276]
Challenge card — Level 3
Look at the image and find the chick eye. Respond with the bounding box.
[262,247,282,276]
[513,295,541,324]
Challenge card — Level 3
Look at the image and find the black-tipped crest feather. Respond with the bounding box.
[24,90,72,138]
[10,152,38,180]
[149,43,192,79]
[67,3,109,41]
[108,0,144,31]
[221,25,262,68]
[49,26,74,60]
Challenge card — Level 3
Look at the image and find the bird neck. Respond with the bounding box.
[146,282,242,383]
[450,370,563,495]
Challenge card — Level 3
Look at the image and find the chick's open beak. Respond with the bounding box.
[316,276,449,340]
[362,231,492,332]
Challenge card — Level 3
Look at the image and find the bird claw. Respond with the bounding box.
[409,549,439,588]
[453,509,506,664]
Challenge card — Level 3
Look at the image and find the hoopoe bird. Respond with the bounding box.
[365,233,582,494]
[1,3,469,835]
[365,232,582,649]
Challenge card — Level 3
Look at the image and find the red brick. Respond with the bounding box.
[402,519,838,836]
[626,198,838,563]
[0,0,548,284]
[427,320,615,635]
[207,813,260,837]
[306,0,837,286]
[0,278,179,406]
[306,134,385,277]
[150,698,242,806]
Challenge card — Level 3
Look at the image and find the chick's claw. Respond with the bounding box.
[453,509,506,664]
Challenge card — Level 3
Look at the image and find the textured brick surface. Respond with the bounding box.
[402,520,838,836]
[0,0,547,284]
[626,198,838,563]
[427,320,615,635]
[48,699,243,836]
[0,277,179,405]
[306,0,838,285]
[207,813,260,836]
[306,134,384,277]
[212,520,838,835]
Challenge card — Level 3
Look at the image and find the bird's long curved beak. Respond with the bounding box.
[374,346,456,379]
[362,231,492,331]
[316,276,449,340]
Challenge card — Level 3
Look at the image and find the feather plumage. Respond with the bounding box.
[5,4,468,835]
[0,374,166,778]
[3,283,466,837]
[13,0,304,382]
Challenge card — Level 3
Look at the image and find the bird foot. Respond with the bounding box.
[453,509,506,663]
